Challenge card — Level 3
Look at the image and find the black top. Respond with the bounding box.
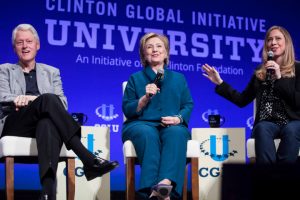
[258,79,289,126]
[24,69,40,96]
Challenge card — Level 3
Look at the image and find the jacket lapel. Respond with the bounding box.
[12,64,26,94]
[36,64,46,94]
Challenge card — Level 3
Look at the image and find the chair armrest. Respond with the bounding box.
[123,140,137,164]
[187,140,200,158]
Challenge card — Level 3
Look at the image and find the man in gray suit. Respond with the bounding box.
[0,24,118,200]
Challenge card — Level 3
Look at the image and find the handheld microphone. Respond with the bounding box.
[266,51,274,81]
[149,69,164,97]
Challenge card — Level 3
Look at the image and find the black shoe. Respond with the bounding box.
[151,184,173,199]
[83,157,119,181]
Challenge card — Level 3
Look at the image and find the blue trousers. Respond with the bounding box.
[252,120,300,164]
[122,123,190,197]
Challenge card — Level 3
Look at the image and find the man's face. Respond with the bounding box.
[14,30,40,65]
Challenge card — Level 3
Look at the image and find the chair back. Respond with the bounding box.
[122,81,128,122]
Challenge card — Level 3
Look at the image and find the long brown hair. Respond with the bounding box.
[255,26,295,80]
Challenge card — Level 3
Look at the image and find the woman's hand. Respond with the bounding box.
[14,95,37,111]
[202,64,223,85]
[145,83,160,97]
[265,60,281,79]
[136,83,161,112]
[161,116,181,126]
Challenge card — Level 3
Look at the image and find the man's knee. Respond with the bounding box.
[39,93,59,102]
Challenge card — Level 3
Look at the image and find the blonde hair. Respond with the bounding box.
[139,32,170,67]
[255,26,295,80]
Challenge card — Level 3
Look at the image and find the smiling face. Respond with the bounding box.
[266,29,286,59]
[143,36,167,68]
[14,29,40,67]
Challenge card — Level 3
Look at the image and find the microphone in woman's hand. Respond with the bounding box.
[266,51,274,81]
[149,69,164,97]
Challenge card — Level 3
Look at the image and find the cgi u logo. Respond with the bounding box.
[95,104,119,121]
[246,116,254,130]
[209,135,229,162]
[86,133,94,153]
[86,133,103,158]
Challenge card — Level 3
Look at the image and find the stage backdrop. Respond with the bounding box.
[0,0,299,192]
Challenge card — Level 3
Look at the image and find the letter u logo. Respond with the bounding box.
[209,135,229,162]
[87,133,94,153]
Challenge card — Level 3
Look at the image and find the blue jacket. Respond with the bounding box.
[122,66,194,133]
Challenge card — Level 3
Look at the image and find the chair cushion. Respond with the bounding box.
[123,140,200,164]
[0,136,76,158]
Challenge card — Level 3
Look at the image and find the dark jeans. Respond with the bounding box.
[252,120,300,164]
[1,93,80,178]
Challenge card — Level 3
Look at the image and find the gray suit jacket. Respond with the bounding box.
[0,63,68,136]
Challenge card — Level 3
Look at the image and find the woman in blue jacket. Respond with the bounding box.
[122,32,194,200]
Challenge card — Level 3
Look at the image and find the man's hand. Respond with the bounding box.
[14,95,37,110]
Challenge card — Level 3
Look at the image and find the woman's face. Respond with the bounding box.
[144,37,167,67]
[267,29,286,58]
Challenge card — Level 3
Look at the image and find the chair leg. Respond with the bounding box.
[191,158,199,200]
[126,157,135,200]
[66,158,75,200]
[5,157,14,200]
[182,165,188,200]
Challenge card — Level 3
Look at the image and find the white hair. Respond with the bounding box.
[12,24,40,46]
